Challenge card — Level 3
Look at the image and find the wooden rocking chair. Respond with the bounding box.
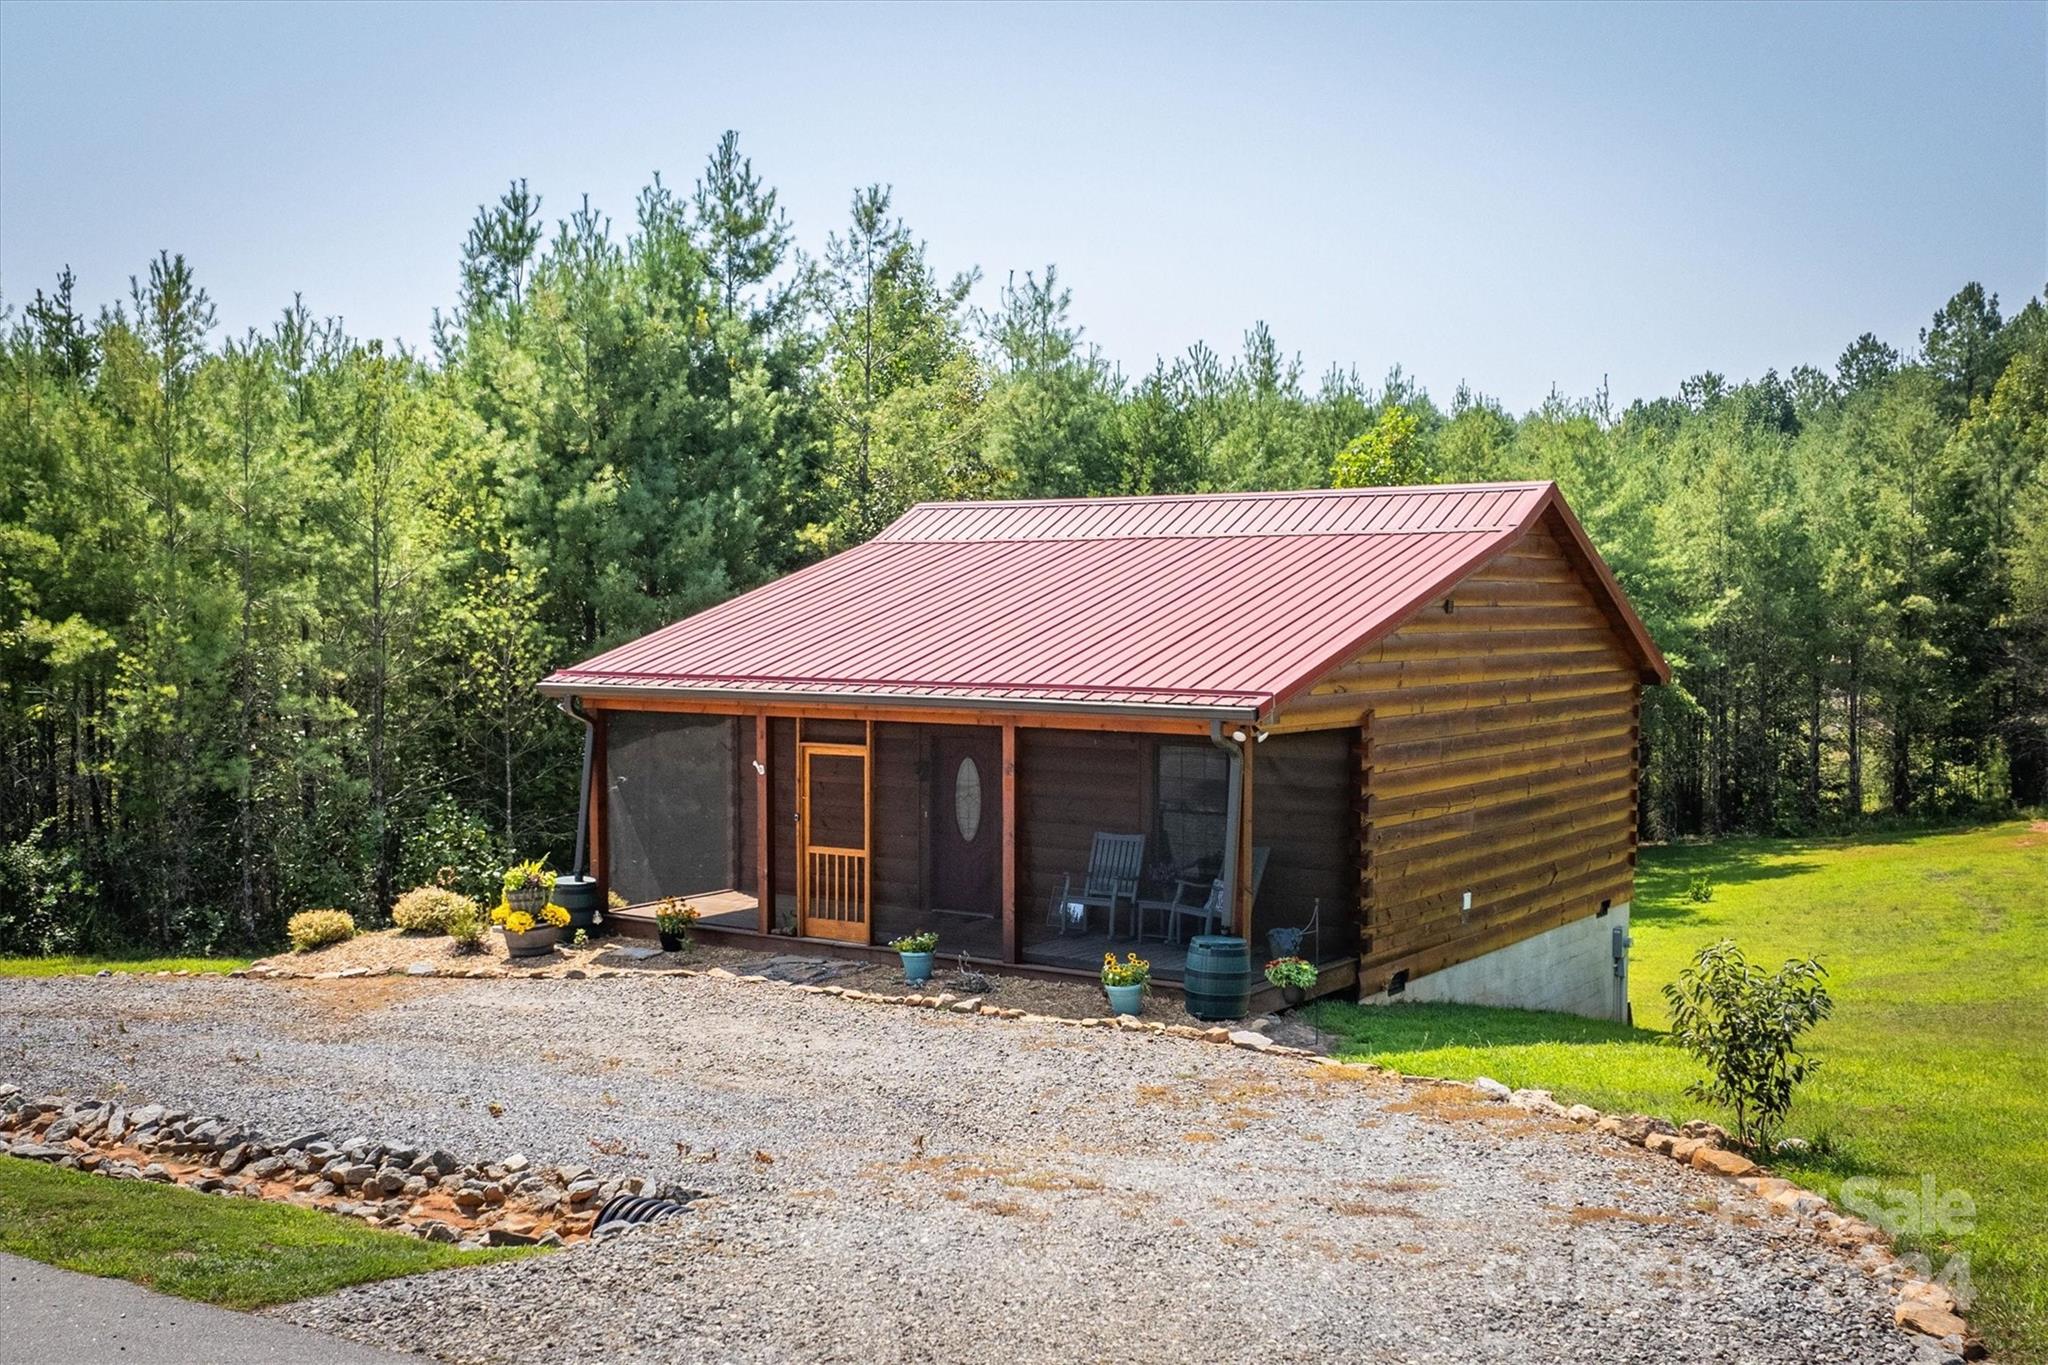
[1046,832,1146,938]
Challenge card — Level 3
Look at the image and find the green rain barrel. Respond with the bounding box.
[1183,935,1252,1021]
[552,875,603,933]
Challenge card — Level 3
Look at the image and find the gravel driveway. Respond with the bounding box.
[1,974,1925,1365]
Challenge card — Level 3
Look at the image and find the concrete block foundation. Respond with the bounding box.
[1358,903,1631,1022]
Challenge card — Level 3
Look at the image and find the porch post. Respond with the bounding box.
[755,712,772,934]
[589,709,608,908]
[1233,734,1255,938]
[1001,720,1017,963]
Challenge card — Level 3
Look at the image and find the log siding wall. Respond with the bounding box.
[1281,511,1642,995]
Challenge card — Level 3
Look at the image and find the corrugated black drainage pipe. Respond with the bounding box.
[593,1193,698,1235]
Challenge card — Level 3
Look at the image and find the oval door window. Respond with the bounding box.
[954,757,982,842]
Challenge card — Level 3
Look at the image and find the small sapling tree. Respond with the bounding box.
[1662,939,1833,1151]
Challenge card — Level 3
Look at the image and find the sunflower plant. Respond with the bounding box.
[491,901,568,933]
[1101,952,1151,988]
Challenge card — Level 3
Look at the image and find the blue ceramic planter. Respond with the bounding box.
[1104,982,1144,1016]
[900,950,935,985]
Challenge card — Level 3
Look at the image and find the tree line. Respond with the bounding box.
[4,132,2044,953]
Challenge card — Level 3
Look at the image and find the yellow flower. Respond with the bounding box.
[503,910,537,935]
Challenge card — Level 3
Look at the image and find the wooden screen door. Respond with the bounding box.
[798,741,870,941]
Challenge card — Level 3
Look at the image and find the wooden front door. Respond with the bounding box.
[930,728,1001,919]
[799,742,870,941]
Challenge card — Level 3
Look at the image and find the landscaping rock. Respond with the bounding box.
[1894,1300,1969,1341]
[1471,1076,1511,1101]
[1681,1119,1731,1145]
[1691,1147,1760,1179]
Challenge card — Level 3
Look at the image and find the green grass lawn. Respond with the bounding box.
[1311,820,2048,1362]
[0,955,250,978]
[0,1155,525,1307]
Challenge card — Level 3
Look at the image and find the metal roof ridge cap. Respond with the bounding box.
[893,480,1551,513]
[872,524,1527,546]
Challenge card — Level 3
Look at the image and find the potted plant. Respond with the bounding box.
[502,858,551,914]
[1265,955,1318,1006]
[889,931,939,985]
[1101,951,1150,1016]
[655,897,698,953]
[492,900,568,958]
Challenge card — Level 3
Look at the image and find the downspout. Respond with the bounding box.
[558,697,595,879]
[1207,721,1243,937]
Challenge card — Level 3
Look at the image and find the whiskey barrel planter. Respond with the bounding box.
[1183,936,1252,1021]
[502,925,558,958]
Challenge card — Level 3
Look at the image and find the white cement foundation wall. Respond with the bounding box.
[1359,903,1631,1022]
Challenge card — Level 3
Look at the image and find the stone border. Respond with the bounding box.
[0,1083,698,1252]
[196,959,1987,1358]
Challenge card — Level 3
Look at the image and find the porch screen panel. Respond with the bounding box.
[1250,729,1359,967]
[1017,728,1149,971]
[604,712,738,905]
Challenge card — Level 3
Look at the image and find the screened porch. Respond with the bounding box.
[598,707,1358,986]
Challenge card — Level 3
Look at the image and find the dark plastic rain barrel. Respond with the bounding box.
[553,875,602,933]
[1183,935,1252,1021]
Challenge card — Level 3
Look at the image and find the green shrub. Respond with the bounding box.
[1686,872,1714,903]
[1662,939,1832,1150]
[0,819,91,956]
[446,906,484,953]
[286,910,355,952]
[391,886,476,936]
[395,795,500,903]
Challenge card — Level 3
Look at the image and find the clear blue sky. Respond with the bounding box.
[2,0,2042,412]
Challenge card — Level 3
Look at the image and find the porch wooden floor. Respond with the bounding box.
[1020,931,1193,977]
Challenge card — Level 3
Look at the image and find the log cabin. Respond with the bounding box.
[537,481,1668,1018]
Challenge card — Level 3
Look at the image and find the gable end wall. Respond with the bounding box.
[1284,510,1643,995]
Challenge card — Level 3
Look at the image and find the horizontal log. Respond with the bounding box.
[1369,732,1636,801]
[1368,693,1637,745]
[1372,711,1636,774]
[1371,844,1635,936]
[1360,627,1627,665]
[1366,865,1633,965]
[1372,787,1637,861]
[1357,675,1634,720]
[1371,754,1636,824]
[1373,809,1638,888]
[1322,652,1633,693]
[1365,854,1635,957]
[1467,553,1576,584]
[1396,595,1607,627]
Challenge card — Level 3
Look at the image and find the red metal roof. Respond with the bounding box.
[542,482,1669,719]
